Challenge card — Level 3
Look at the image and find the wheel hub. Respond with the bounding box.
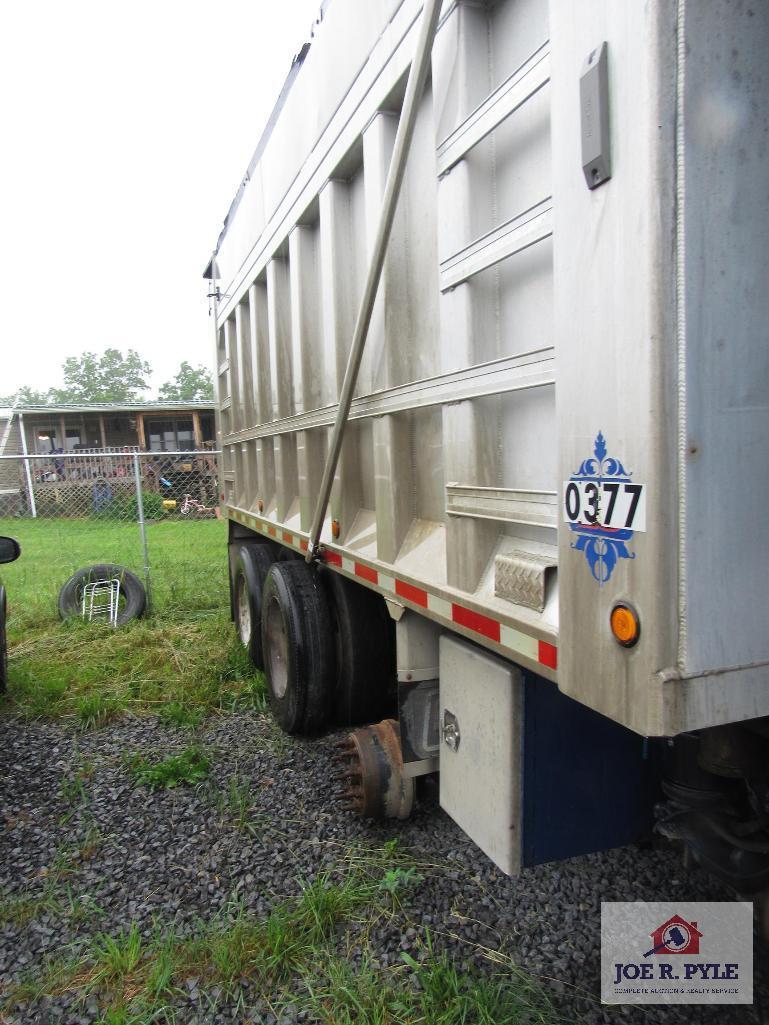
[265,596,289,699]
[237,576,251,645]
[333,719,414,820]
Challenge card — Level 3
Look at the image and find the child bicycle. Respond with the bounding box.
[179,493,215,516]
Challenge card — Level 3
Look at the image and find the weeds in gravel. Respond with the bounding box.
[3,864,562,1025]
[296,948,561,1025]
[157,700,204,730]
[60,772,90,810]
[0,889,61,926]
[78,821,106,860]
[379,865,424,898]
[128,746,211,789]
[88,923,144,988]
[96,1008,175,1025]
[0,878,105,929]
[216,774,257,831]
[63,886,106,924]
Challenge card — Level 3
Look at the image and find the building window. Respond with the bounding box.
[65,430,81,451]
[147,417,196,452]
[200,414,215,443]
[35,427,58,453]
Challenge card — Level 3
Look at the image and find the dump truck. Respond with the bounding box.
[204,0,769,893]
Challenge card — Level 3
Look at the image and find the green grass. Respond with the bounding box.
[128,746,211,790]
[0,516,228,631]
[157,700,204,730]
[5,614,266,721]
[0,517,269,720]
[77,693,121,729]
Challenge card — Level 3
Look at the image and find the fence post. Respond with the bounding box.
[18,412,37,518]
[132,452,152,611]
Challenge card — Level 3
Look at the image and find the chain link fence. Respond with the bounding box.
[0,450,227,619]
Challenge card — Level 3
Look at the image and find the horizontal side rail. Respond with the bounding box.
[437,41,551,176]
[222,347,555,444]
[440,197,553,292]
[446,485,558,530]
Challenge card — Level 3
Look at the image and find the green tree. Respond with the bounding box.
[49,349,152,403]
[0,385,52,406]
[158,361,214,401]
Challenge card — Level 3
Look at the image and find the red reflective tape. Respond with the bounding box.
[355,563,378,585]
[300,539,308,552]
[395,580,428,607]
[538,641,558,670]
[452,604,501,643]
[282,531,293,544]
[325,551,342,567]
[267,525,276,537]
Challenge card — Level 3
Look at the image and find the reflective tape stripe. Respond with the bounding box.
[538,640,558,670]
[379,573,396,594]
[396,580,429,607]
[427,593,452,620]
[500,624,538,662]
[355,562,378,585]
[452,603,500,643]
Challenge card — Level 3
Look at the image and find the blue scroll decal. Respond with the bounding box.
[568,432,636,585]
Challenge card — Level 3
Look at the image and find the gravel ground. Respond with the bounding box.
[0,711,766,1025]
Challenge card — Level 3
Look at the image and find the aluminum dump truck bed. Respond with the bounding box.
[209,0,769,738]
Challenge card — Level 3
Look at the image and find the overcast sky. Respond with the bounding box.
[0,0,320,398]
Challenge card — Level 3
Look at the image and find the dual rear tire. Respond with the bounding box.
[262,561,335,735]
[229,541,394,735]
[231,544,275,667]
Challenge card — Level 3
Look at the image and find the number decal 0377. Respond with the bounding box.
[563,479,646,532]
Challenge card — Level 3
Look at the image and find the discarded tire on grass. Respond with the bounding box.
[232,544,275,668]
[58,563,146,625]
[261,560,335,736]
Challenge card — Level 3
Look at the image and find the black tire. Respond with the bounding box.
[261,561,335,735]
[58,564,146,625]
[228,538,278,622]
[0,587,8,695]
[276,546,302,562]
[321,569,395,726]
[232,544,275,668]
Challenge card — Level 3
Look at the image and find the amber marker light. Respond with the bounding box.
[610,603,640,648]
[332,518,341,540]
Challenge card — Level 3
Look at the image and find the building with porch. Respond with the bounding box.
[0,401,218,515]
[0,400,216,456]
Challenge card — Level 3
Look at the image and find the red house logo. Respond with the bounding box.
[644,915,703,957]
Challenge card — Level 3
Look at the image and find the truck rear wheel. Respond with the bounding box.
[322,569,395,727]
[261,561,335,735]
[233,545,275,668]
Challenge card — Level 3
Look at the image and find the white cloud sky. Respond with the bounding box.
[0,0,321,397]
